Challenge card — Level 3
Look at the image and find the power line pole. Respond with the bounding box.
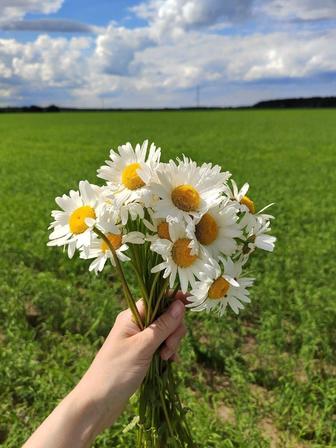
[196,85,200,108]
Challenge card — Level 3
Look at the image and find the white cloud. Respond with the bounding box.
[260,0,336,21]
[130,29,336,95]
[0,35,91,92]
[133,0,336,33]
[0,0,336,107]
[133,0,253,38]
[0,0,63,23]
[94,24,154,76]
[0,19,97,33]
[1,26,336,107]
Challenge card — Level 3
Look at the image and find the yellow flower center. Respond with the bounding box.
[195,213,218,245]
[171,238,197,268]
[208,277,230,300]
[171,185,200,212]
[121,163,145,190]
[240,195,255,214]
[157,221,170,240]
[100,233,123,252]
[69,206,96,235]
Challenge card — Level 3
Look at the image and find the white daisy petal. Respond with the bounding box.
[187,258,254,316]
[47,181,101,258]
[96,140,160,223]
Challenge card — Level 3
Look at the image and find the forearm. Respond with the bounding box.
[23,384,102,448]
[23,360,130,448]
[23,300,185,447]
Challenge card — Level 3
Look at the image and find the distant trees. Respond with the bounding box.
[0,97,336,112]
[0,104,60,113]
[253,97,336,108]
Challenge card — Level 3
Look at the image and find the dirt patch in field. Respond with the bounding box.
[260,418,281,448]
[293,366,309,384]
[320,362,336,376]
[25,302,42,327]
[216,405,236,424]
[259,417,310,448]
[250,383,272,403]
[201,366,231,391]
[241,335,257,355]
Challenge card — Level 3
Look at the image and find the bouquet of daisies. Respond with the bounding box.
[48,140,276,447]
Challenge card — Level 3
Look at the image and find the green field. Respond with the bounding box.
[0,110,336,447]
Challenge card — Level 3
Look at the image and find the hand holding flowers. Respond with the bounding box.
[48,140,276,447]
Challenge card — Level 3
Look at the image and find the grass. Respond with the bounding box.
[0,109,336,447]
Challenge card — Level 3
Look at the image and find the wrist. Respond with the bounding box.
[65,382,104,446]
[23,382,103,448]
[72,359,128,438]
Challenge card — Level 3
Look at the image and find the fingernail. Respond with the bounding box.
[170,300,184,319]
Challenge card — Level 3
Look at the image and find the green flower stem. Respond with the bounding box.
[129,251,150,304]
[127,243,151,308]
[168,367,194,443]
[154,357,175,441]
[151,278,169,321]
[95,221,193,447]
[158,386,174,439]
[146,272,160,325]
[133,243,143,272]
[93,226,144,331]
[128,241,140,270]
[138,357,194,447]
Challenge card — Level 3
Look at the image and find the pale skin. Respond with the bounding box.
[23,295,187,448]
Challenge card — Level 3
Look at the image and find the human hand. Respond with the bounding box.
[24,294,187,448]
[78,293,187,436]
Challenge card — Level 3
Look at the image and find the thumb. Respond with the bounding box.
[139,300,185,354]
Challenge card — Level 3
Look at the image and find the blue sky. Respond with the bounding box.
[0,0,335,108]
[27,0,144,29]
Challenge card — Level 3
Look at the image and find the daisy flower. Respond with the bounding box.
[47,180,101,258]
[97,140,161,211]
[94,186,145,227]
[224,179,256,213]
[143,208,172,242]
[187,201,243,258]
[80,217,144,274]
[187,258,255,315]
[225,179,275,217]
[241,213,277,256]
[150,222,212,293]
[151,156,230,225]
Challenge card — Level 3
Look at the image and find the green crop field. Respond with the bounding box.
[0,110,336,447]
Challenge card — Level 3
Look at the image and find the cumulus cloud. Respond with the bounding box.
[133,29,336,91]
[1,25,336,107]
[0,35,91,91]
[94,24,154,76]
[0,0,336,107]
[133,0,254,37]
[133,0,336,33]
[260,0,336,21]
[0,0,63,23]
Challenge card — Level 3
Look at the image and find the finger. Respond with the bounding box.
[117,299,147,323]
[160,323,187,360]
[139,300,185,353]
[120,293,188,327]
[168,290,190,305]
[113,300,147,338]
[135,299,147,320]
